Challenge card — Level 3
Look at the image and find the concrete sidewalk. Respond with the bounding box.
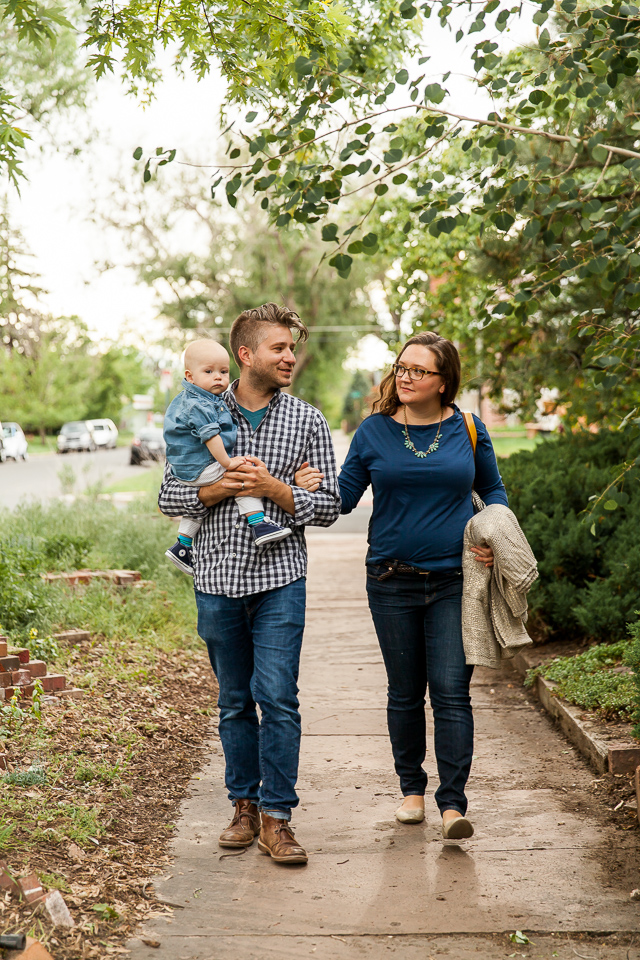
[130,532,639,959]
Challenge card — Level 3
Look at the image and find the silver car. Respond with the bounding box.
[57,421,95,453]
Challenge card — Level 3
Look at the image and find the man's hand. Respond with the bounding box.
[218,455,296,516]
[222,456,276,497]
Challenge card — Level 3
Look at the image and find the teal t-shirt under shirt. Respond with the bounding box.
[236,403,268,432]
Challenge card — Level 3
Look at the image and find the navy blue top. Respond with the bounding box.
[338,407,508,571]
[164,379,238,482]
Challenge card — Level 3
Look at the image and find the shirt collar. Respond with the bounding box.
[182,378,223,402]
[225,380,283,413]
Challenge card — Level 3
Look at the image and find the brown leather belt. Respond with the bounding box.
[375,560,431,581]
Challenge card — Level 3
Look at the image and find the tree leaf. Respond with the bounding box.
[494,212,515,232]
[329,253,353,271]
[322,223,339,242]
[424,83,446,104]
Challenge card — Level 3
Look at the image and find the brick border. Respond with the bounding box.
[509,650,640,776]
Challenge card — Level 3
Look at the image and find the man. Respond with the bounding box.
[158,303,340,864]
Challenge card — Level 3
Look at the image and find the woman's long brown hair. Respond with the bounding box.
[371,332,461,416]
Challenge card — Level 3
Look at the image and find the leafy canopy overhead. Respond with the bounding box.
[0,0,355,183]
[136,0,637,424]
[4,0,640,425]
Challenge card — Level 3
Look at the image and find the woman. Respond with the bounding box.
[300,332,508,839]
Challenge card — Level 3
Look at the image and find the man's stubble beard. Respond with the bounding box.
[244,358,293,394]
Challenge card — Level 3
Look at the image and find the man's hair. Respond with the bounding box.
[229,303,309,367]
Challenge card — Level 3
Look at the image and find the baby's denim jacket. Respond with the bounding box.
[164,379,237,482]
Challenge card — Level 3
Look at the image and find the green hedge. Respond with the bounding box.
[627,617,640,739]
[500,429,640,643]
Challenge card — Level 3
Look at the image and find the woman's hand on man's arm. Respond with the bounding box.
[294,461,324,492]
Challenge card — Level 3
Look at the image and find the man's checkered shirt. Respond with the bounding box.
[158,383,341,597]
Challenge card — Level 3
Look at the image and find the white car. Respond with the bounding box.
[1,422,28,460]
[87,419,119,449]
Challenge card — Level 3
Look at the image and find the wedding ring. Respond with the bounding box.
[241,481,245,490]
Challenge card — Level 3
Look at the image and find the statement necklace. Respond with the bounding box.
[402,404,443,459]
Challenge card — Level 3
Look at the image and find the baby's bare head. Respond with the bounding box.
[184,339,231,394]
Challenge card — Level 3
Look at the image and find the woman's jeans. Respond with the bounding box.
[366,565,474,816]
[195,579,306,819]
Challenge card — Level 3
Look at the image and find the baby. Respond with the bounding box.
[163,339,291,575]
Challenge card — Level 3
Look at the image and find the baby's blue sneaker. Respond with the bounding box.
[251,518,292,548]
[165,540,194,576]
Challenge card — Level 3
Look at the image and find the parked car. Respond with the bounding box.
[130,426,166,465]
[87,418,118,449]
[0,422,28,460]
[57,421,95,453]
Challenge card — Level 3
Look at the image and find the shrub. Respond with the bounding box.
[0,538,50,632]
[624,616,640,739]
[500,428,640,642]
[526,640,635,722]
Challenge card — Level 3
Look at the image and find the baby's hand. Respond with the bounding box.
[295,461,324,492]
[226,456,248,472]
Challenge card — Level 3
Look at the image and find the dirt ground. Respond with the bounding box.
[1,640,218,958]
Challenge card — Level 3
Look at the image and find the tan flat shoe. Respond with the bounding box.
[442,815,474,840]
[395,803,425,824]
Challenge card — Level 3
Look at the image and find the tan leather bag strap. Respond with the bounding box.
[462,410,477,458]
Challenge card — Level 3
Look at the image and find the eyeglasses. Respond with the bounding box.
[392,363,440,382]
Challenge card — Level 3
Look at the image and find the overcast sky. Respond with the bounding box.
[11,9,535,358]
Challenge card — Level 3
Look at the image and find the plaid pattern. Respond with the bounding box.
[158,383,341,597]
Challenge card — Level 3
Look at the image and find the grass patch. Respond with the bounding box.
[0,817,16,850]
[526,639,637,722]
[39,871,71,893]
[492,435,543,458]
[25,433,135,455]
[0,495,195,644]
[103,464,164,495]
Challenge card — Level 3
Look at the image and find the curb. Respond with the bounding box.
[509,650,640,776]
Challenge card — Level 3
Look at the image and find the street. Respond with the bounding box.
[0,448,149,511]
[130,531,639,960]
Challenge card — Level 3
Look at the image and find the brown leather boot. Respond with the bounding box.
[218,800,261,848]
[257,813,308,864]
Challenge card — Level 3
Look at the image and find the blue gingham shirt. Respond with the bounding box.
[158,382,341,597]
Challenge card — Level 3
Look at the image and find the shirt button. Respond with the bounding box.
[250,438,255,444]
[235,524,239,529]
[231,553,236,558]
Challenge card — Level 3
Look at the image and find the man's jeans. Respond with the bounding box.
[195,579,306,819]
[366,566,474,816]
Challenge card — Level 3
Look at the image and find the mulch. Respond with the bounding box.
[0,639,218,958]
